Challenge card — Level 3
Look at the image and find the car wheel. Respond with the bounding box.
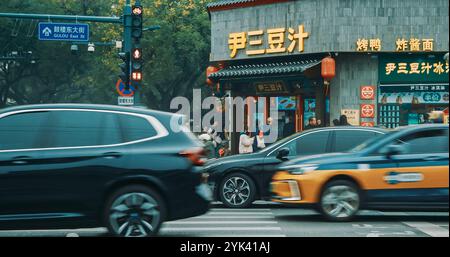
[219,173,256,208]
[319,180,360,222]
[104,185,166,237]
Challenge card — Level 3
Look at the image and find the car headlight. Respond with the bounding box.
[283,164,319,175]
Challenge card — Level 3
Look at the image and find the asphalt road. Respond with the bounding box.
[0,202,448,237]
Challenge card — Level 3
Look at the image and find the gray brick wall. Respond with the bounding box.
[330,53,379,123]
[210,0,449,61]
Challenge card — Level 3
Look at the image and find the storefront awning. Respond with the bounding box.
[208,59,321,82]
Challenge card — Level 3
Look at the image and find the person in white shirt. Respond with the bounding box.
[239,131,254,154]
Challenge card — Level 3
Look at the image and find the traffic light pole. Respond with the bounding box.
[0,0,143,107]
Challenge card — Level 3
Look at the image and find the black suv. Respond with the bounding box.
[0,104,210,237]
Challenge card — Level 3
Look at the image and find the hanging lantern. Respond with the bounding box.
[321,56,336,81]
[206,66,219,86]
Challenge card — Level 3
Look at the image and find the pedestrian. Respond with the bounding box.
[339,115,351,126]
[332,119,340,126]
[256,130,266,150]
[239,129,254,154]
[304,116,317,130]
[317,119,322,127]
[198,132,216,159]
[263,117,277,146]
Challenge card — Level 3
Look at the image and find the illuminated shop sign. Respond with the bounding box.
[379,85,449,104]
[356,38,435,52]
[228,25,309,58]
[379,54,449,84]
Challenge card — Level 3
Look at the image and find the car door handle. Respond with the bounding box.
[102,152,122,159]
[423,156,444,161]
[11,156,32,165]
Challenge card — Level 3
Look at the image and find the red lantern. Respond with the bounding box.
[206,66,219,86]
[321,56,336,81]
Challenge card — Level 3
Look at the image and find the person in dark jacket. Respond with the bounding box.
[339,115,351,126]
[304,116,318,130]
[332,119,340,126]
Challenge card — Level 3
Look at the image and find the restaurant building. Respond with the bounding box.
[206,0,449,153]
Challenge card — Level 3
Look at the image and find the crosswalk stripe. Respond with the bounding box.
[188,216,274,219]
[165,221,278,225]
[207,234,287,237]
[402,222,449,237]
[161,227,282,231]
[206,212,273,215]
[210,208,272,211]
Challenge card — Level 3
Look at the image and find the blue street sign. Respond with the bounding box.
[38,22,89,41]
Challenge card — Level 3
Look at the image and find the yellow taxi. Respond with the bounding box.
[271,124,449,221]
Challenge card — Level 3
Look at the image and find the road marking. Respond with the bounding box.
[166,221,278,225]
[403,222,449,237]
[0,228,106,233]
[188,216,275,219]
[208,234,286,237]
[206,212,274,215]
[161,227,282,232]
[211,208,272,211]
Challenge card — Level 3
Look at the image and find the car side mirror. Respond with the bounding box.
[383,144,406,159]
[276,148,290,160]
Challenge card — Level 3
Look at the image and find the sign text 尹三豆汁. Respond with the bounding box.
[228,25,309,58]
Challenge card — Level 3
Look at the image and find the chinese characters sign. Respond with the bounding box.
[38,22,89,41]
[356,38,382,52]
[356,38,435,52]
[379,54,449,84]
[255,82,287,94]
[379,84,449,105]
[341,109,360,126]
[384,61,447,75]
[228,25,309,58]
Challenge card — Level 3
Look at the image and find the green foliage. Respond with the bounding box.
[0,0,213,110]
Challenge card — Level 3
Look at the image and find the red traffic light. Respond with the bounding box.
[132,6,143,15]
[132,48,142,60]
[131,71,142,81]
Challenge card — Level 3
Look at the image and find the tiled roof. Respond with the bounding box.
[207,0,258,8]
[208,59,321,81]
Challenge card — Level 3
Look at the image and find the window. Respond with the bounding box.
[0,111,50,150]
[387,129,449,154]
[281,131,330,156]
[118,114,158,142]
[334,130,383,152]
[45,111,122,148]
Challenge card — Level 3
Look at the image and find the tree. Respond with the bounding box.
[0,0,213,110]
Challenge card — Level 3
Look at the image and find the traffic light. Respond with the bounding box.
[118,51,130,86]
[131,5,143,41]
[131,48,142,82]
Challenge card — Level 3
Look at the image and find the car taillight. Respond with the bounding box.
[180,147,207,166]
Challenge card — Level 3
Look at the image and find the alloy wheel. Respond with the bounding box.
[321,185,360,219]
[222,176,251,206]
[109,192,161,237]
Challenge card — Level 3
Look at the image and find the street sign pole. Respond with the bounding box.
[1,1,158,108]
[123,0,137,106]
